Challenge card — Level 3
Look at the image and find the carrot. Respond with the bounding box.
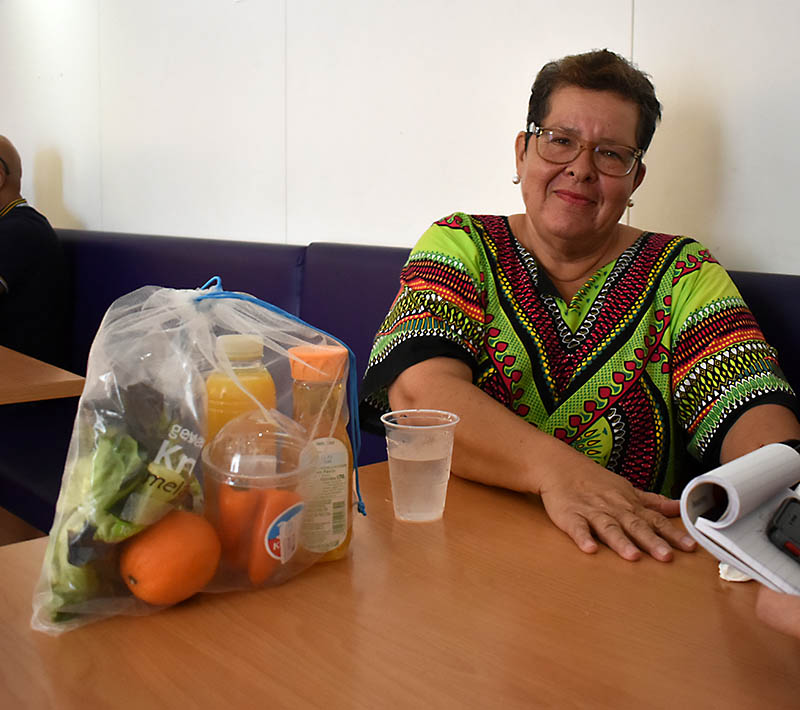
[215,484,261,570]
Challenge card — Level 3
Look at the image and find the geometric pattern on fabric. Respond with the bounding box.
[360,213,797,495]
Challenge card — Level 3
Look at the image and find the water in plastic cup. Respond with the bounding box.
[380,409,459,522]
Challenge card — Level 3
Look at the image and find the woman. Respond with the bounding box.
[360,49,800,562]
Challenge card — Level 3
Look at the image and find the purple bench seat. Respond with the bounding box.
[2,227,798,532]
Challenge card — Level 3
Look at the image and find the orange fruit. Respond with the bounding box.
[120,510,221,606]
[248,489,304,586]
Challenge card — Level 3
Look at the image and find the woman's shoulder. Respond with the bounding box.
[637,230,718,261]
[414,212,507,263]
[636,231,737,300]
[426,212,507,236]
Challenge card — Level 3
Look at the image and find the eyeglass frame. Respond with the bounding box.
[526,123,644,177]
[0,156,8,176]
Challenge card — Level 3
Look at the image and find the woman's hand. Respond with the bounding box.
[537,462,696,561]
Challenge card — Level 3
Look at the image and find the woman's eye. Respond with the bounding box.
[550,134,574,147]
[599,147,625,162]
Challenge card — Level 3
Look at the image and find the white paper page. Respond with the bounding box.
[695,490,800,594]
[688,444,800,525]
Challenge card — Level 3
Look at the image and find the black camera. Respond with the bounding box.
[767,497,800,561]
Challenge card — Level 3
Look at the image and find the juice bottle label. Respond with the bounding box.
[265,502,304,562]
[302,437,349,553]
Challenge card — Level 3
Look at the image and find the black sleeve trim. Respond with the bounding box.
[700,391,800,469]
[358,336,478,434]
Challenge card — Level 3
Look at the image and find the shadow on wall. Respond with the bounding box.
[33,148,84,229]
[631,94,723,254]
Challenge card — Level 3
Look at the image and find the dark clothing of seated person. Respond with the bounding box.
[0,135,69,368]
[359,50,800,564]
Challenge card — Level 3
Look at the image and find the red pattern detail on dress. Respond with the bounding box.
[612,385,660,489]
[435,213,472,234]
[672,249,718,284]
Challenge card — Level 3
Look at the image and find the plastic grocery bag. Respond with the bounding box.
[32,279,363,635]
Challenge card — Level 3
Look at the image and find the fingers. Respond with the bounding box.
[637,490,681,517]
[559,507,695,562]
[588,514,643,561]
[645,509,697,552]
[562,517,599,555]
[635,491,697,551]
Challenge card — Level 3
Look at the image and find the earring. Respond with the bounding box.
[512,174,521,185]
[627,199,634,208]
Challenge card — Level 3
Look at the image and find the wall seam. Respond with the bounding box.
[97,0,104,229]
[626,0,636,226]
[630,0,636,62]
[283,0,289,244]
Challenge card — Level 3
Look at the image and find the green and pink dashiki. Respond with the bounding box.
[360,213,797,496]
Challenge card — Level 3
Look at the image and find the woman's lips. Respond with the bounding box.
[554,190,594,206]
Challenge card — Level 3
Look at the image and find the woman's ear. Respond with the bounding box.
[514,131,528,179]
[631,161,647,193]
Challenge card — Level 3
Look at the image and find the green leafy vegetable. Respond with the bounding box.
[39,383,205,627]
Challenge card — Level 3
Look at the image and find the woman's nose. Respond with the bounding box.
[565,147,597,181]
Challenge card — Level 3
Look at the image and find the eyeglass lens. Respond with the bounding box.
[536,129,636,176]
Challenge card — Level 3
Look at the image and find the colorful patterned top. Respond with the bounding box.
[360,213,798,497]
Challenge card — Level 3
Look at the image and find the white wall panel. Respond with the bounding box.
[0,0,101,228]
[632,0,800,273]
[286,0,632,246]
[7,0,799,273]
[98,0,285,241]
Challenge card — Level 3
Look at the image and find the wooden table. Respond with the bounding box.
[1,462,798,709]
[0,345,84,405]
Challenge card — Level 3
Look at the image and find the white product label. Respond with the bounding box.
[302,437,349,553]
[264,502,304,563]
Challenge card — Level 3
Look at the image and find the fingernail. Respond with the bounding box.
[681,535,696,548]
[656,545,671,558]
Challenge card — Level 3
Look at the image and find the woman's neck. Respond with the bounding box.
[509,215,641,301]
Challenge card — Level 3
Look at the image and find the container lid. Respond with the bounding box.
[288,344,348,382]
[202,410,316,488]
[217,334,263,362]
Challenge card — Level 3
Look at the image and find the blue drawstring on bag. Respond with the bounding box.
[196,276,366,515]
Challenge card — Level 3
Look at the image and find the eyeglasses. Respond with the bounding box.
[527,123,643,177]
[0,156,8,176]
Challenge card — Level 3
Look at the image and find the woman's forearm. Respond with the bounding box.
[388,357,614,495]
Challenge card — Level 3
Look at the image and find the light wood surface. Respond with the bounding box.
[0,506,45,546]
[1,462,798,709]
[0,345,84,405]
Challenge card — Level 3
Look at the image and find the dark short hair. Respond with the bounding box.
[526,49,662,152]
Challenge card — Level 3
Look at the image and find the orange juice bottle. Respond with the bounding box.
[206,334,276,443]
[289,344,353,562]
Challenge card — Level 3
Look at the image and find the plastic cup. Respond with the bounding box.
[380,409,460,522]
[201,410,319,589]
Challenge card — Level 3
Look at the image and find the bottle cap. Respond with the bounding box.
[288,344,348,382]
[217,334,263,362]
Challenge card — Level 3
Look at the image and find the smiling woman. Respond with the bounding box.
[359,49,800,564]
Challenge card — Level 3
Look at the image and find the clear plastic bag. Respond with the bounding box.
[31,279,363,635]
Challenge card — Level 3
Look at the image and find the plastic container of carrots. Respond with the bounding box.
[201,409,319,590]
